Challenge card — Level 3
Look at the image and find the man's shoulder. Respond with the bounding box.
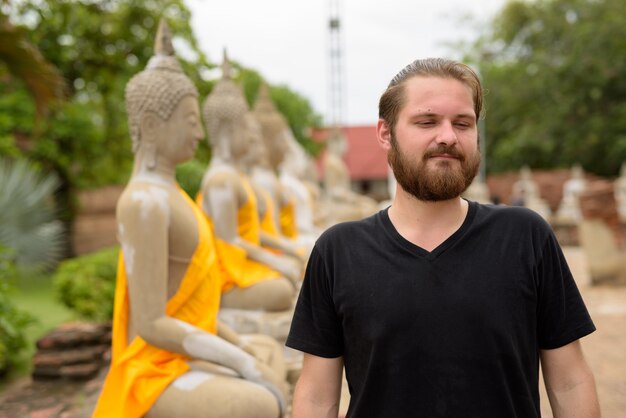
[316,210,383,248]
[476,202,550,226]
[473,202,554,243]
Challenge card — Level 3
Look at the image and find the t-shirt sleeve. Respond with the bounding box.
[536,232,596,349]
[286,245,344,358]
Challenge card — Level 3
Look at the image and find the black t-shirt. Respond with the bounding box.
[286,201,595,417]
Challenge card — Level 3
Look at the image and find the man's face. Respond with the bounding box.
[387,76,480,201]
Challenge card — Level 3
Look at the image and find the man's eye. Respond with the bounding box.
[416,121,435,126]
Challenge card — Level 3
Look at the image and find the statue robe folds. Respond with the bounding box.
[196,180,281,293]
[93,190,223,418]
[279,200,298,239]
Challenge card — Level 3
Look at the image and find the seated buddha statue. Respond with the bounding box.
[510,165,551,220]
[92,22,288,418]
[321,128,379,225]
[278,128,323,245]
[251,84,312,259]
[198,52,302,305]
[555,164,587,224]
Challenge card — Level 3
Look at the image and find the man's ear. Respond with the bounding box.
[376,119,392,151]
[140,111,161,144]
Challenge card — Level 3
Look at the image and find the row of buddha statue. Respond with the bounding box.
[506,164,626,285]
[507,163,626,224]
[92,19,377,417]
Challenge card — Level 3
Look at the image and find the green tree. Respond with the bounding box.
[7,0,213,187]
[0,15,66,119]
[1,0,215,252]
[467,0,626,176]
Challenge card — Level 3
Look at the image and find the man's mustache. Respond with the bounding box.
[423,145,465,161]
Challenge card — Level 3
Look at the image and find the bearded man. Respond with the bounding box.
[286,58,600,418]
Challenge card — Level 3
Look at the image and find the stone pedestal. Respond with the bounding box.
[32,322,111,381]
[579,181,624,248]
[578,181,626,285]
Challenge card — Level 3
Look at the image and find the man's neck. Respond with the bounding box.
[388,187,469,252]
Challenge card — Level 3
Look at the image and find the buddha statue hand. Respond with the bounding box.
[239,339,258,358]
[273,255,303,287]
[181,332,287,414]
[240,358,289,417]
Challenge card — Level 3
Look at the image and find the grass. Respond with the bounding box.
[0,272,75,391]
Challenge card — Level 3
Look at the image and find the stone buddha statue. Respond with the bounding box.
[510,165,551,220]
[279,128,322,242]
[462,178,491,204]
[555,164,587,224]
[198,51,301,303]
[93,22,288,418]
[251,84,311,258]
[321,128,379,225]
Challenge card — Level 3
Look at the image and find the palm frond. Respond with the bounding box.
[0,18,67,117]
[0,158,66,270]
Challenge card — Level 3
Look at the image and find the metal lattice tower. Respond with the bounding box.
[328,0,345,130]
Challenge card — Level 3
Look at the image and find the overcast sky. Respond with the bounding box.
[187,0,507,126]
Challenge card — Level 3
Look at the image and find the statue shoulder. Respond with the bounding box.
[202,165,241,188]
[117,182,173,225]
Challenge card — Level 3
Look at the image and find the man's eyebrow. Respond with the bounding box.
[455,113,476,119]
[409,112,476,119]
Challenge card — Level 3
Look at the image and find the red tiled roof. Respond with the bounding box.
[312,125,389,180]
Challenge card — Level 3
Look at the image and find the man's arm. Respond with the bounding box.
[292,353,343,418]
[540,339,600,417]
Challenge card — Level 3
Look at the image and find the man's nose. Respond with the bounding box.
[434,120,458,146]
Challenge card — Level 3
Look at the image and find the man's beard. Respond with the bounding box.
[388,133,481,202]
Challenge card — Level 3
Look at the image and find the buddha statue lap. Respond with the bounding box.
[92,22,288,418]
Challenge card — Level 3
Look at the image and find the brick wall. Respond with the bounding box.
[71,185,123,255]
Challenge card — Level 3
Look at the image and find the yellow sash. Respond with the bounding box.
[279,200,298,239]
[259,190,280,237]
[238,177,263,245]
[196,183,280,292]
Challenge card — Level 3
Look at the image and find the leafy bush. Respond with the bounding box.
[53,246,119,321]
[176,159,206,200]
[0,246,34,375]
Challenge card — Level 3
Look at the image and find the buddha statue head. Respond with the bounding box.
[327,127,348,157]
[125,19,201,169]
[239,111,269,170]
[252,84,289,170]
[203,50,249,161]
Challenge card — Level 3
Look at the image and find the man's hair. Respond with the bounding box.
[378,58,483,132]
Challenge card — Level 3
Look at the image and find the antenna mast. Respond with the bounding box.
[328,0,345,130]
